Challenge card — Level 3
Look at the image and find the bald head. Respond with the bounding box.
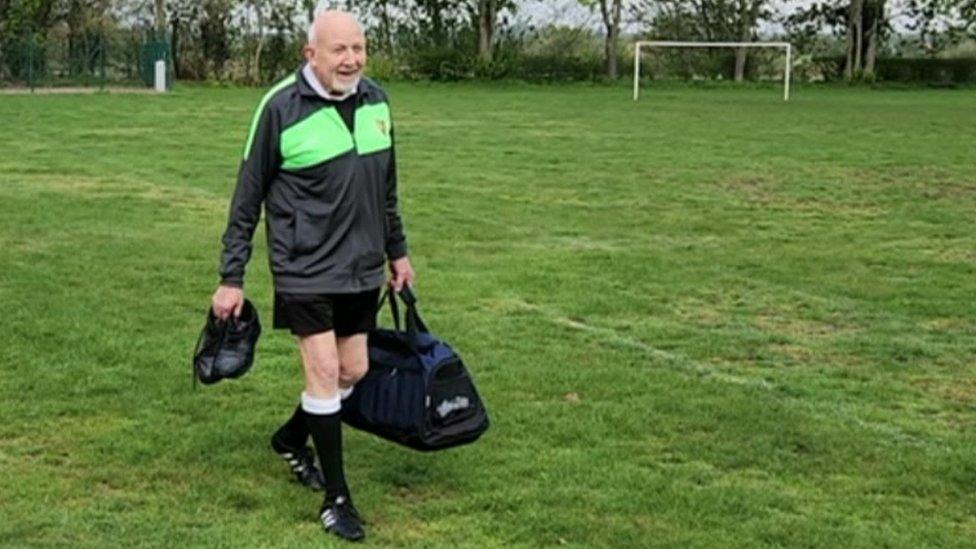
[308,10,363,46]
[303,9,366,95]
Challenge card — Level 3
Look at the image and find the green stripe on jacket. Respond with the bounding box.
[242,74,296,160]
[280,107,356,170]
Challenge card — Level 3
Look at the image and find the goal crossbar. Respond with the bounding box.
[632,41,792,101]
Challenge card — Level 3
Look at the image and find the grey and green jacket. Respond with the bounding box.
[218,70,407,294]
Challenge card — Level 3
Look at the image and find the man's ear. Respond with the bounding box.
[301,45,315,63]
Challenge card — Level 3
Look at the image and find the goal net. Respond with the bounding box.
[632,41,792,101]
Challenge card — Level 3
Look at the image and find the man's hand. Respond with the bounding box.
[389,256,415,292]
[212,285,244,320]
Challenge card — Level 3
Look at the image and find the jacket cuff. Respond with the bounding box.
[385,241,407,261]
[220,276,244,289]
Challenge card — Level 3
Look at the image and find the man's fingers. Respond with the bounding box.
[211,286,244,322]
[392,274,404,292]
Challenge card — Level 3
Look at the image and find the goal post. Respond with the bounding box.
[632,41,792,101]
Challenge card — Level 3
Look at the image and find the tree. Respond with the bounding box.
[843,0,886,79]
[409,0,516,61]
[785,0,888,81]
[0,0,58,80]
[322,0,516,64]
[632,0,772,80]
[581,0,624,78]
[166,0,195,79]
[260,0,304,83]
[733,0,768,81]
[241,0,267,84]
[468,0,515,61]
[58,0,112,76]
[199,0,233,79]
[0,0,57,38]
[476,0,495,59]
[155,0,166,33]
[600,0,623,77]
[339,0,406,54]
[905,0,976,50]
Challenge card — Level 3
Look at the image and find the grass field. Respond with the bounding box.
[0,81,974,547]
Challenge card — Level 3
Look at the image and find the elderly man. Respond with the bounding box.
[211,9,414,542]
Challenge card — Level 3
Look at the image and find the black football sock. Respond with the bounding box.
[302,392,348,501]
[272,403,309,452]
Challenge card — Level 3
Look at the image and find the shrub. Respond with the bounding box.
[813,56,976,85]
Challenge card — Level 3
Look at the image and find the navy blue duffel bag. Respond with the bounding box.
[341,287,489,451]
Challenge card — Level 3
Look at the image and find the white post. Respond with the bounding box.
[154,60,166,92]
[633,43,641,101]
[784,44,792,102]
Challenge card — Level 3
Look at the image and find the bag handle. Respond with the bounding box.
[376,289,400,332]
[397,286,429,334]
[377,286,429,353]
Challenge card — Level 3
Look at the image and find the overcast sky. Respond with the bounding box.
[518,0,597,28]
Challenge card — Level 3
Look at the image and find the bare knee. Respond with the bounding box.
[307,355,340,389]
[298,333,341,394]
[337,334,369,388]
[340,356,368,387]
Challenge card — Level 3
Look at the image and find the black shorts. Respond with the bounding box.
[273,289,381,337]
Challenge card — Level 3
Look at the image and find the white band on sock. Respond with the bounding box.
[339,386,354,400]
[301,392,340,415]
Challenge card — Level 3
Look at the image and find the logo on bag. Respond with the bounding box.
[375,119,389,136]
[436,396,470,418]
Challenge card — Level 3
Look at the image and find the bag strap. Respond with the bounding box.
[397,286,429,334]
[377,288,402,332]
[377,286,429,354]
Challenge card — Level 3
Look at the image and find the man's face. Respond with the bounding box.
[306,21,366,94]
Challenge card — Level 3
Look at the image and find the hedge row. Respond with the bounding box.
[815,56,976,84]
[368,48,609,82]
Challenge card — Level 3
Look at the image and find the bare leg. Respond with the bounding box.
[298,331,340,398]
[295,331,347,501]
[337,333,368,390]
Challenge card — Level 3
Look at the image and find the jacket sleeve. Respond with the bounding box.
[384,128,408,260]
[218,102,280,288]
